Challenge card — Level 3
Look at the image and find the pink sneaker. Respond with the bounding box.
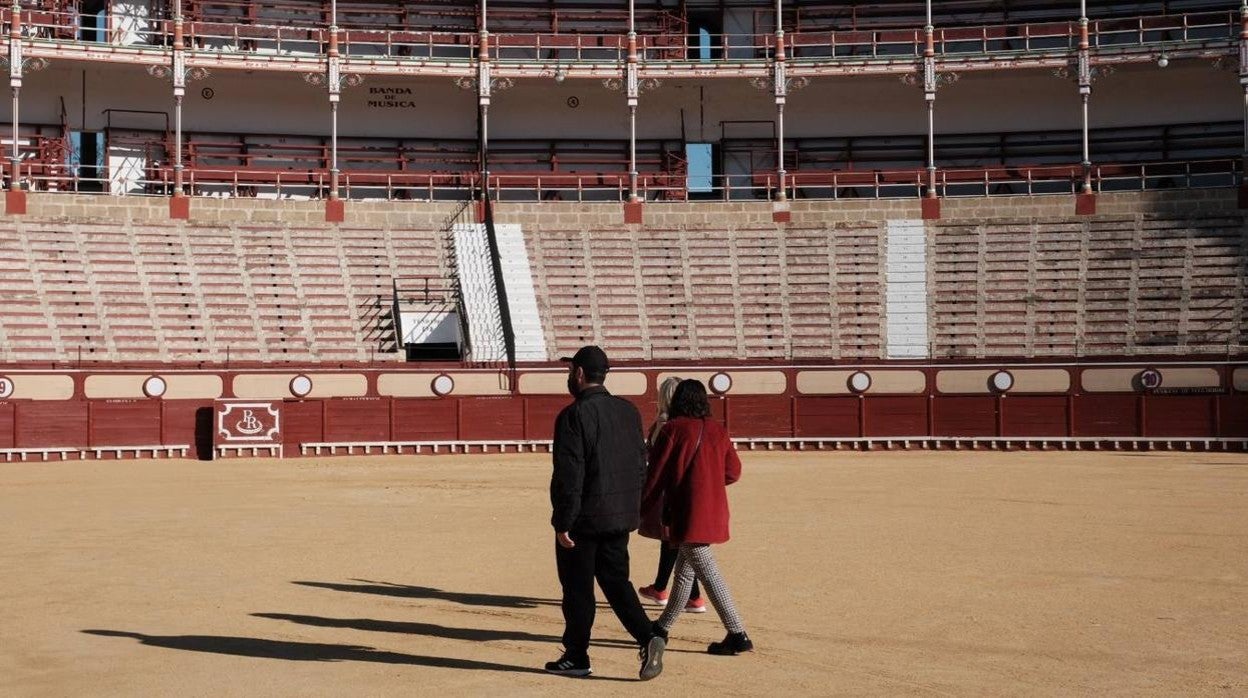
[685,597,707,613]
[638,585,669,606]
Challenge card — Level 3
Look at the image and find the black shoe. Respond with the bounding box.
[707,632,754,655]
[638,634,665,681]
[650,621,669,641]
[544,654,592,677]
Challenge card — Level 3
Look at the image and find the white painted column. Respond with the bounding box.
[885,220,929,359]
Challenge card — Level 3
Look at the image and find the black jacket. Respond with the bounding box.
[550,385,647,535]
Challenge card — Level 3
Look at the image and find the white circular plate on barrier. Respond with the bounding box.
[990,370,1014,393]
[1138,369,1163,391]
[848,371,872,393]
[143,375,168,398]
[290,374,313,398]
[0,375,13,399]
[431,374,455,397]
[709,372,732,395]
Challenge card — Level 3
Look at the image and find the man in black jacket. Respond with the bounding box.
[546,345,665,681]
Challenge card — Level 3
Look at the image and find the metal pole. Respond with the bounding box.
[330,101,338,197]
[1240,2,1248,182]
[328,0,339,200]
[1078,0,1091,193]
[628,105,637,200]
[479,0,489,193]
[927,99,935,186]
[627,0,638,201]
[774,0,786,202]
[9,0,21,191]
[173,0,184,197]
[924,0,936,197]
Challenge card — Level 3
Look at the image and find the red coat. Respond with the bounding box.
[640,416,742,545]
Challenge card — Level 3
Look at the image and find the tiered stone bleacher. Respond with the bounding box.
[0,219,445,363]
[832,223,886,359]
[929,213,1248,358]
[525,222,887,362]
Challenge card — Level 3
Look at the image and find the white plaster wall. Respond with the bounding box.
[2,59,1236,141]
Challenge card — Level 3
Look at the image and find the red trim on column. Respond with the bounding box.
[5,190,26,215]
[921,196,941,220]
[772,209,791,223]
[1075,192,1097,215]
[169,195,190,220]
[623,200,643,224]
[325,198,345,223]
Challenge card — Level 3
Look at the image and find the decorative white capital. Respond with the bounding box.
[328,57,341,94]
[478,61,491,104]
[9,37,21,84]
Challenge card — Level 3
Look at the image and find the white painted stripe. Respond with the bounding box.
[493,224,549,362]
[452,223,507,362]
[885,219,930,359]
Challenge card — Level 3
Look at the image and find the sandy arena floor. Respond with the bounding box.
[1,450,1246,696]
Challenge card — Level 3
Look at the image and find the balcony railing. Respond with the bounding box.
[9,9,1236,65]
[12,158,1238,204]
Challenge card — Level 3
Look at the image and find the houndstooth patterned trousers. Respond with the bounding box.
[656,543,746,634]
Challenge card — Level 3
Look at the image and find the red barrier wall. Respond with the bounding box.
[0,360,1244,457]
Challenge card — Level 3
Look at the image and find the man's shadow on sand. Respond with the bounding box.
[254,612,636,649]
[81,629,550,674]
[293,579,562,608]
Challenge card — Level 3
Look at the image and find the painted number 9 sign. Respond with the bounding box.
[0,375,13,399]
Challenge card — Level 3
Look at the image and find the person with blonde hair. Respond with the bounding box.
[637,376,705,613]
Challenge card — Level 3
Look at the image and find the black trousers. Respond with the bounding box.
[555,530,654,658]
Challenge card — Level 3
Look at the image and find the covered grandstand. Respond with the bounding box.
[0,0,1244,458]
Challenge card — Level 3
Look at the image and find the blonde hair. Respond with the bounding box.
[648,376,683,448]
[656,376,682,418]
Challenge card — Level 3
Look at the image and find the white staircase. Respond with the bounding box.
[451,223,547,363]
[493,224,549,361]
[885,219,930,359]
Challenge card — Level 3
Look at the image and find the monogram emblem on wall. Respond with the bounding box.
[216,403,281,443]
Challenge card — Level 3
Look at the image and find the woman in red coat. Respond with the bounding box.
[640,379,753,655]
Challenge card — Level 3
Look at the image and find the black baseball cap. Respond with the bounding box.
[561,345,610,374]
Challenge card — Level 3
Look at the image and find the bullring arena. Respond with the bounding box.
[2,451,1246,695]
[2,0,1248,694]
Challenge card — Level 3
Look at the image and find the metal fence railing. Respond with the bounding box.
[8,9,1236,64]
[10,158,1239,204]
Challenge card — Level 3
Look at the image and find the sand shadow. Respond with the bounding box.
[293,579,567,609]
[81,629,547,674]
[252,612,635,649]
